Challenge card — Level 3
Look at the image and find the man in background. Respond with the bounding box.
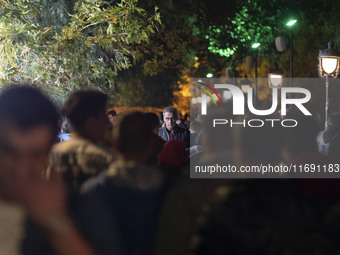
[107,110,117,127]
[158,107,190,148]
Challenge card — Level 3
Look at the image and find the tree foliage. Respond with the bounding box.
[0,0,160,100]
[204,0,327,72]
[200,0,340,124]
[113,0,229,107]
[113,0,200,107]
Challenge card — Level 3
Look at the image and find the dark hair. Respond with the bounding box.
[62,90,108,132]
[0,85,59,135]
[114,112,153,158]
[108,110,117,117]
[163,106,178,118]
[143,112,160,131]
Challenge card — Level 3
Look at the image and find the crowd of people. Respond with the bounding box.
[1,84,340,255]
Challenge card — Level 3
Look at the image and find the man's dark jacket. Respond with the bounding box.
[158,124,190,148]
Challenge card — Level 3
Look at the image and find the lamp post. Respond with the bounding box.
[240,76,252,112]
[251,42,260,105]
[286,19,297,87]
[240,76,252,93]
[285,19,297,105]
[318,40,340,129]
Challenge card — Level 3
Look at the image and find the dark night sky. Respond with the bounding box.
[200,0,237,25]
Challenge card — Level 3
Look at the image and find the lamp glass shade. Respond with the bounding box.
[286,19,297,27]
[251,43,260,49]
[269,74,283,88]
[321,58,338,74]
[223,91,232,99]
[241,84,250,93]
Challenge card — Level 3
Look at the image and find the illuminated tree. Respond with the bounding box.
[204,0,325,70]
[0,0,160,100]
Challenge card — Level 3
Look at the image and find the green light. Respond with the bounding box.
[251,43,260,48]
[286,19,297,27]
[206,73,213,78]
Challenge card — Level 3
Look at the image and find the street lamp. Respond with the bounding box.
[206,73,213,78]
[251,42,260,105]
[268,69,284,88]
[318,40,340,129]
[251,43,260,49]
[286,19,297,27]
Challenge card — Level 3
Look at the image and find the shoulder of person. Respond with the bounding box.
[80,172,108,194]
[176,125,189,132]
[158,124,167,133]
[51,138,87,152]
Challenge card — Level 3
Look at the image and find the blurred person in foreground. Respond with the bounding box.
[144,112,161,135]
[0,85,94,255]
[48,90,113,190]
[157,140,189,182]
[79,111,167,255]
[143,112,165,165]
